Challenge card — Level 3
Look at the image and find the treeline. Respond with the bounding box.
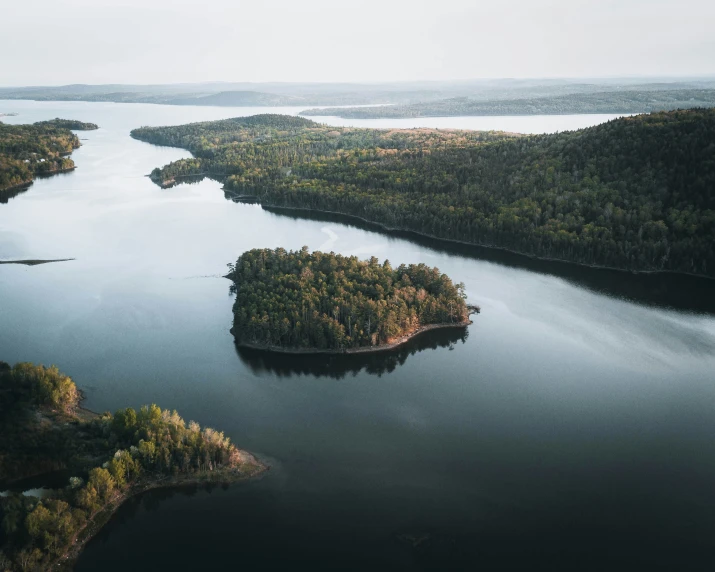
[300,89,715,118]
[0,362,258,571]
[228,248,469,351]
[0,119,96,193]
[132,110,715,277]
[33,118,98,131]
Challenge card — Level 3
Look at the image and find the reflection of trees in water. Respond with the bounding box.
[234,328,469,379]
[86,483,227,546]
[0,184,31,204]
[252,205,715,314]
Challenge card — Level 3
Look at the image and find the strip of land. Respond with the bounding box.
[0,119,97,195]
[0,258,75,266]
[234,319,476,355]
[133,111,715,278]
[0,362,265,571]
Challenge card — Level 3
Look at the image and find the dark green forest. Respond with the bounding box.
[32,119,98,131]
[301,89,715,118]
[228,248,470,351]
[0,362,261,571]
[0,119,97,193]
[132,110,715,277]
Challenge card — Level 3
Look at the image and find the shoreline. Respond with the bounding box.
[1,399,267,570]
[300,109,638,119]
[35,165,76,178]
[0,180,33,195]
[247,201,715,282]
[233,319,474,355]
[55,453,267,570]
[0,258,75,266]
[1,167,76,197]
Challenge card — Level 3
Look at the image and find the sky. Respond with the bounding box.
[3,0,714,86]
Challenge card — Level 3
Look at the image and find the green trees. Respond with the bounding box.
[134,110,715,277]
[0,119,96,193]
[32,119,98,131]
[0,362,259,571]
[25,499,85,555]
[228,248,469,351]
[0,362,80,414]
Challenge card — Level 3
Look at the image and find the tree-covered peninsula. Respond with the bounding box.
[0,361,263,571]
[227,248,472,352]
[0,119,98,194]
[132,110,715,277]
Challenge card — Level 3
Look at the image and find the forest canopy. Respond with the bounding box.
[227,248,470,351]
[132,110,715,277]
[0,362,261,571]
[0,119,97,193]
[32,119,98,131]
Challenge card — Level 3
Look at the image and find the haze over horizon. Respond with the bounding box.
[3,0,714,87]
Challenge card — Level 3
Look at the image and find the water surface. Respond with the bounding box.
[0,101,714,571]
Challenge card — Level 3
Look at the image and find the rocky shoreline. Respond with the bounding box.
[233,318,477,355]
[54,454,267,570]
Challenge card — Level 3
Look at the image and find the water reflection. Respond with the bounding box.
[87,484,224,546]
[234,328,469,379]
[0,184,31,204]
[250,204,715,315]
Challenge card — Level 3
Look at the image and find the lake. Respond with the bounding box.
[1,101,714,570]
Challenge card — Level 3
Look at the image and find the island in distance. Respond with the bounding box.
[227,247,478,353]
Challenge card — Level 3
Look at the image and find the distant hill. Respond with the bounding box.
[3,79,715,108]
[301,89,715,118]
[166,91,302,106]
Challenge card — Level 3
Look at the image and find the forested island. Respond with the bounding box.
[227,248,472,352]
[301,89,715,118]
[0,119,97,194]
[132,110,715,277]
[0,361,264,571]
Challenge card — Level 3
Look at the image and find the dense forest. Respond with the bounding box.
[132,111,715,277]
[0,119,97,193]
[0,361,261,571]
[228,248,470,351]
[32,119,98,131]
[301,89,715,118]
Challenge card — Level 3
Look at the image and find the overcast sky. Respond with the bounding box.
[3,0,714,86]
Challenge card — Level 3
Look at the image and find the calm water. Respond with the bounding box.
[1,101,714,571]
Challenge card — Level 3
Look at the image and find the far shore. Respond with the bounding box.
[233,318,476,356]
[0,258,75,266]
